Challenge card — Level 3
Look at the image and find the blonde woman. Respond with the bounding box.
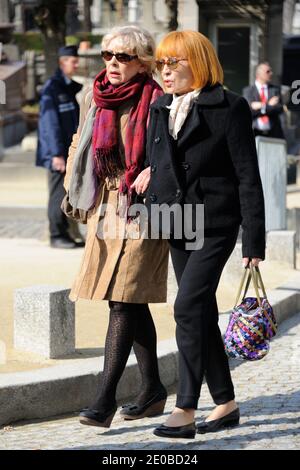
[63,26,169,428]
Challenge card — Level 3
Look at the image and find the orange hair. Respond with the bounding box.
[156,30,224,89]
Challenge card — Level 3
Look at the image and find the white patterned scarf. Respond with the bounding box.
[166,88,201,139]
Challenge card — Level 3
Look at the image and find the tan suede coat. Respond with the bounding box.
[64,88,169,303]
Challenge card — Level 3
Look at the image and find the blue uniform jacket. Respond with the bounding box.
[36,68,83,169]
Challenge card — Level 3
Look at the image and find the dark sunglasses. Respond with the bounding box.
[101,50,138,63]
[155,57,188,72]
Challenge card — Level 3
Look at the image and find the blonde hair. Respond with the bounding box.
[156,30,224,88]
[101,25,156,75]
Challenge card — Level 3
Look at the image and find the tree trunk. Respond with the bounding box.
[83,0,92,32]
[165,0,178,31]
[34,0,67,80]
[0,0,9,24]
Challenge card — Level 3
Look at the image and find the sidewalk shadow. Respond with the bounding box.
[64,389,299,450]
[53,347,105,360]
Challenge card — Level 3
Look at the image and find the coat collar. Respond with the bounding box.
[253,82,276,99]
[152,84,224,148]
[151,83,225,109]
[195,83,225,106]
[53,67,83,96]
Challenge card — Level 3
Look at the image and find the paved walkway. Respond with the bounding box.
[1,312,299,450]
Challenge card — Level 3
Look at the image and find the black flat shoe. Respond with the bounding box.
[197,408,240,434]
[153,422,196,439]
[50,237,77,249]
[79,404,117,428]
[120,388,167,420]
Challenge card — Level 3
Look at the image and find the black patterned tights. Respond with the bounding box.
[91,301,165,412]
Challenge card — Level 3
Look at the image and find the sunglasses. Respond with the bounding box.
[101,50,138,64]
[155,57,188,72]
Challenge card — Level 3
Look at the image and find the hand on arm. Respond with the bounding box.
[130,167,151,195]
[251,101,263,111]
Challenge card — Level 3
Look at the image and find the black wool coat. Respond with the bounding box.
[144,83,266,260]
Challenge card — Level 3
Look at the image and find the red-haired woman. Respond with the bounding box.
[133,30,266,439]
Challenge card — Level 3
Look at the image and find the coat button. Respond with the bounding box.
[151,164,157,173]
[150,193,157,202]
[181,162,190,170]
[175,189,182,198]
[154,137,161,144]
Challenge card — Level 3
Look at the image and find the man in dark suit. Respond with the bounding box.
[243,62,284,139]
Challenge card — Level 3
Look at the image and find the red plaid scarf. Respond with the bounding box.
[92,69,163,213]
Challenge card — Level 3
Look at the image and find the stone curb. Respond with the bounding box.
[0,274,300,427]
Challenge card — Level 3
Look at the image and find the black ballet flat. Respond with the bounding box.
[153,422,196,439]
[79,404,117,428]
[120,388,167,420]
[197,408,240,434]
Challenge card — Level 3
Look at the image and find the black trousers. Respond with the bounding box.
[48,170,69,240]
[169,226,240,409]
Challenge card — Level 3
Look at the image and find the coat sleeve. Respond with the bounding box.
[243,86,265,119]
[39,89,64,158]
[225,96,266,260]
[144,86,164,169]
[64,132,80,191]
[266,88,284,116]
[144,108,154,169]
[64,88,93,192]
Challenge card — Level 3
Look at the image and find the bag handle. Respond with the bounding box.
[254,265,268,299]
[234,266,250,308]
[234,262,267,308]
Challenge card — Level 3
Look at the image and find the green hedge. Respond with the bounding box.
[66,33,103,47]
[13,32,44,52]
[12,32,103,52]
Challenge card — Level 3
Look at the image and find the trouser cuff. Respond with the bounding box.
[176,395,198,409]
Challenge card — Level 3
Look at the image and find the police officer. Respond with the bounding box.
[36,45,83,248]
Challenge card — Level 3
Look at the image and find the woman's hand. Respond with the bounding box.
[130,167,151,195]
[242,257,262,268]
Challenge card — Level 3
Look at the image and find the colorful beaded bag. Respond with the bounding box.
[224,263,277,361]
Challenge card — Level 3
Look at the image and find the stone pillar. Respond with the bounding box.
[266,230,296,269]
[128,0,139,23]
[0,0,9,23]
[256,136,287,232]
[14,285,75,359]
[91,0,102,29]
[265,1,284,85]
[13,3,25,33]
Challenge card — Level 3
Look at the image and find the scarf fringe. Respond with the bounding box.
[116,181,138,223]
[94,146,124,179]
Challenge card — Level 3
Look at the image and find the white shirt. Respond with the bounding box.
[166,88,201,139]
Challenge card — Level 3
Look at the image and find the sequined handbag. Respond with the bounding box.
[224,264,277,361]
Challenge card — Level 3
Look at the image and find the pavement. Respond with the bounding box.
[0,311,299,450]
[0,144,300,374]
[0,143,300,449]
